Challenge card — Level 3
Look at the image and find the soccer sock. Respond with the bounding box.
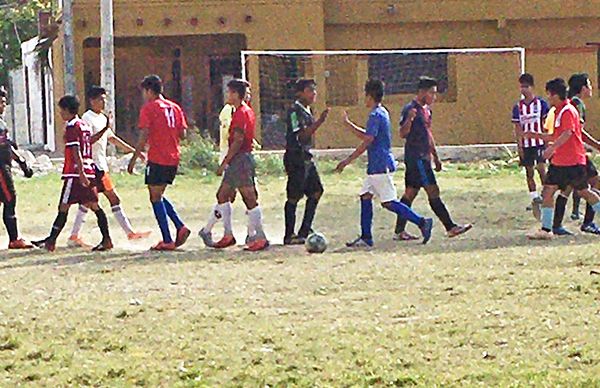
[394,196,412,234]
[429,197,456,232]
[152,200,173,244]
[541,207,553,232]
[2,199,18,242]
[360,198,373,242]
[246,209,256,237]
[70,205,88,237]
[572,192,581,214]
[529,191,539,200]
[216,202,233,235]
[299,197,319,238]
[386,200,424,226]
[284,201,297,240]
[553,194,568,229]
[584,203,595,225]
[204,205,219,233]
[48,211,68,243]
[111,205,134,235]
[591,201,600,216]
[162,197,185,230]
[248,206,265,239]
[95,208,111,241]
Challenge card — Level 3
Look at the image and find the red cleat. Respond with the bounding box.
[127,231,152,240]
[175,226,191,247]
[8,238,34,250]
[213,235,236,249]
[150,241,176,251]
[244,238,269,252]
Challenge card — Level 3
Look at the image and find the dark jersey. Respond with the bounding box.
[400,100,433,161]
[286,101,314,160]
[0,118,13,165]
[571,96,586,124]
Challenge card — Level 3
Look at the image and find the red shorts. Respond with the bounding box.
[60,177,98,205]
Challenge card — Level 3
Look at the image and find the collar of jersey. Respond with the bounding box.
[66,116,80,126]
[294,100,312,115]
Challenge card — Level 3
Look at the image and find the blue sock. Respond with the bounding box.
[387,200,424,226]
[163,197,185,230]
[592,201,600,215]
[360,198,373,243]
[541,207,553,231]
[152,200,173,243]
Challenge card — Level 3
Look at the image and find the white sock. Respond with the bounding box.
[70,205,88,237]
[204,204,220,233]
[246,210,256,237]
[529,191,539,200]
[247,206,265,239]
[216,202,233,235]
[112,205,134,235]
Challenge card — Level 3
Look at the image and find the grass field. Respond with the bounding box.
[1,160,600,386]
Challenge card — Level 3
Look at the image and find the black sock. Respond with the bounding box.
[284,201,297,240]
[553,195,568,229]
[49,211,68,242]
[298,197,319,238]
[584,203,595,225]
[2,200,18,242]
[429,197,456,232]
[394,196,412,234]
[95,208,111,241]
[573,192,581,214]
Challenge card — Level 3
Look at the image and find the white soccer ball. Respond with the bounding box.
[305,232,327,254]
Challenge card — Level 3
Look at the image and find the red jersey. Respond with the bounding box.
[552,100,586,167]
[138,97,187,166]
[63,117,95,179]
[228,102,255,154]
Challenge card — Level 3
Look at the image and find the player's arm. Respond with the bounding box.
[429,132,442,172]
[71,145,90,187]
[127,128,148,174]
[90,113,112,144]
[399,108,417,138]
[108,134,135,154]
[297,108,330,141]
[543,128,573,159]
[217,127,244,176]
[342,111,371,141]
[10,145,33,178]
[582,129,600,152]
[335,136,374,173]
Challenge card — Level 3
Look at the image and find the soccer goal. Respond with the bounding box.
[241,47,525,151]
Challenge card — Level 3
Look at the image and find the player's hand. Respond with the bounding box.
[319,108,331,123]
[542,147,555,160]
[517,146,524,160]
[335,159,348,173]
[433,157,442,172]
[103,112,113,130]
[80,174,90,188]
[407,108,418,121]
[19,161,33,178]
[127,156,137,175]
[216,164,226,176]
[342,111,351,125]
[139,152,147,163]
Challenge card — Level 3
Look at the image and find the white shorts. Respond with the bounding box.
[359,173,398,203]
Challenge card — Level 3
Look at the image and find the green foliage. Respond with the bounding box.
[180,131,219,172]
[254,153,284,176]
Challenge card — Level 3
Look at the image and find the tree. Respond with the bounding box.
[0,0,52,88]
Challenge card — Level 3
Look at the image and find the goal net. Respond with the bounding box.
[241,48,525,150]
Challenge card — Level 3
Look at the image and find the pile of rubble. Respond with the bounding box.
[11,151,136,177]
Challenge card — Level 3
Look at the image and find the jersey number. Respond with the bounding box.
[164,107,176,129]
[81,132,92,157]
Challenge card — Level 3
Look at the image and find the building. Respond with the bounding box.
[51,0,600,150]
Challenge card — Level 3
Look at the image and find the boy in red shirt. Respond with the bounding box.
[33,95,113,251]
[128,75,190,251]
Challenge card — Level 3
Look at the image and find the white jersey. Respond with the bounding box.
[512,97,550,148]
[219,104,234,163]
[82,110,113,171]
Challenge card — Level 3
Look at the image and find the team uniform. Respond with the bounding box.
[571,96,598,180]
[401,100,437,189]
[0,118,16,205]
[222,103,257,189]
[512,97,550,167]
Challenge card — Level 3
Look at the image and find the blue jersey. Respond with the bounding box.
[401,100,432,161]
[366,105,396,175]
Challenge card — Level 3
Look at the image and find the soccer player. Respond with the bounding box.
[283,79,329,245]
[511,73,550,219]
[0,87,33,249]
[394,77,472,241]
[335,79,433,247]
[67,86,150,247]
[527,78,600,240]
[200,79,269,251]
[128,75,191,251]
[33,95,113,252]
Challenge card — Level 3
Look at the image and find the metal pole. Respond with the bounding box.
[100,0,116,122]
[63,0,76,95]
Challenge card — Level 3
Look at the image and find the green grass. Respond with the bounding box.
[1,160,600,386]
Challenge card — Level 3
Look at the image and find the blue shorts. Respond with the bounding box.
[405,158,437,188]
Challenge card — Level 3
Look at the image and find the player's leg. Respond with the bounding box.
[148,184,175,250]
[162,196,190,247]
[209,182,236,248]
[529,165,564,239]
[393,186,420,241]
[104,186,151,240]
[85,200,113,251]
[581,160,600,234]
[551,185,573,235]
[283,155,306,245]
[67,205,90,247]
[0,165,31,249]
[297,162,323,240]
[346,190,375,248]
[240,184,269,251]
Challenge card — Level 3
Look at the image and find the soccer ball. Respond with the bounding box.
[305,232,327,254]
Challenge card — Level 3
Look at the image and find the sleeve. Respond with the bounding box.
[289,110,302,133]
[574,101,585,124]
[511,104,520,123]
[177,106,188,132]
[138,104,151,129]
[540,99,550,119]
[399,104,411,126]
[558,110,577,134]
[365,112,380,138]
[230,109,245,134]
[65,125,80,147]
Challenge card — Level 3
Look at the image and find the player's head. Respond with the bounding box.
[0,87,7,116]
[295,79,317,105]
[364,79,384,107]
[58,95,80,121]
[545,78,568,106]
[417,76,438,105]
[87,85,107,113]
[227,79,249,105]
[568,73,592,99]
[518,73,535,98]
[140,75,163,101]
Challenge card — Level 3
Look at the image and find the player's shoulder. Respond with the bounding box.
[402,100,416,111]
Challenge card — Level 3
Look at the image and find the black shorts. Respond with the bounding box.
[586,156,598,179]
[0,164,15,203]
[284,152,323,200]
[405,158,437,189]
[520,146,546,167]
[145,162,177,186]
[546,165,589,191]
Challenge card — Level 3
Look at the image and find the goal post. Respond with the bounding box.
[241,47,526,150]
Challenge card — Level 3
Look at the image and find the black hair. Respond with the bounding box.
[364,79,384,103]
[227,79,249,100]
[58,95,80,115]
[519,73,535,87]
[295,78,316,94]
[140,74,163,94]
[567,73,590,98]
[417,76,438,91]
[545,78,568,100]
[88,85,106,100]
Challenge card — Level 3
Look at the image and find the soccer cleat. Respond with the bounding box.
[213,235,236,249]
[198,228,214,247]
[8,239,34,250]
[527,229,554,240]
[393,231,419,241]
[447,224,473,238]
[92,239,114,252]
[127,231,151,240]
[420,218,434,244]
[283,234,306,245]
[346,236,374,248]
[531,197,543,221]
[244,238,270,252]
[175,226,191,248]
[150,241,176,251]
[67,235,91,248]
[552,226,574,236]
[581,222,600,235]
[32,239,56,252]
[571,212,581,221]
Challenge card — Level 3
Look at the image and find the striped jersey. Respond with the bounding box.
[512,97,550,148]
[63,116,95,179]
